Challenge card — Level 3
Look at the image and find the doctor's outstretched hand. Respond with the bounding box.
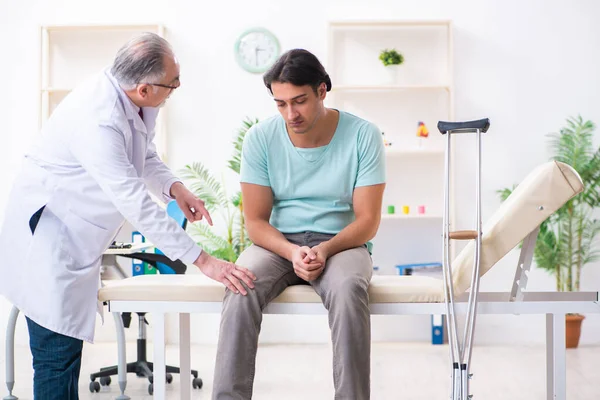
[193,250,257,295]
[170,182,213,225]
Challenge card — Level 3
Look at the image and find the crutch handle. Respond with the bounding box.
[438,118,490,134]
[449,230,478,240]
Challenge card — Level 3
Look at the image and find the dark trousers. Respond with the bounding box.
[26,317,83,400]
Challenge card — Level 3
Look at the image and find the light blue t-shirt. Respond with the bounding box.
[240,110,386,234]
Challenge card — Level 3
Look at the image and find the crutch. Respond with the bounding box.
[438,118,490,400]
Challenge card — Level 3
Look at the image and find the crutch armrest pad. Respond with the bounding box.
[438,118,490,134]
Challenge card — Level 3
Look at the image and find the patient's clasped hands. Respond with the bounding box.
[176,182,329,290]
[293,244,329,282]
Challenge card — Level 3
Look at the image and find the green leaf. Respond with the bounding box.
[231,191,242,207]
[533,228,562,273]
[179,162,229,211]
[496,185,516,202]
[187,223,230,251]
[233,221,252,255]
[228,117,259,174]
[379,48,404,66]
[548,115,596,174]
[498,115,600,291]
[181,117,258,263]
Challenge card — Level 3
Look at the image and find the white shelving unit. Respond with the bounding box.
[39,24,169,161]
[327,20,455,275]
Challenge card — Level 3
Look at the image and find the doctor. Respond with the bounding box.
[0,33,256,399]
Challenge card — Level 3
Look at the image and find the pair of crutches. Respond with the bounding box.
[438,118,490,400]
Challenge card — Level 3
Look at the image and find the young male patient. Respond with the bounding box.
[212,48,386,400]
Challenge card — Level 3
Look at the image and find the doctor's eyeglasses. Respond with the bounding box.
[145,82,180,90]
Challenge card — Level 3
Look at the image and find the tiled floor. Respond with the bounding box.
[2,342,599,399]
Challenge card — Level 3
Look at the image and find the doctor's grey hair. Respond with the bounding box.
[111,32,174,91]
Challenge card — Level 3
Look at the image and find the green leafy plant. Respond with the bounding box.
[379,48,404,66]
[179,117,258,262]
[497,115,600,292]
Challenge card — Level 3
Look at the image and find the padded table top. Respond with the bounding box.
[99,274,446,304]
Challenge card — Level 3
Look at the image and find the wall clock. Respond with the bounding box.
[234,27,280,73]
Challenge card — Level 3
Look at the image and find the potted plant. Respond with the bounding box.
[378,48,404,84]
[178,117,258,262]
[497,115,600,348]
[379,48,404,66]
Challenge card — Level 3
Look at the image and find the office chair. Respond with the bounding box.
[89,201,203,395]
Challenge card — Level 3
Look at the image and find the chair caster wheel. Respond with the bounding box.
[166,373,173,384]
[193,377,203,389]
[89,381,101,393]
[100,376,112,386]
[148,383,153,395]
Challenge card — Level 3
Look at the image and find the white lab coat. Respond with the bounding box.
[0,69,201,343]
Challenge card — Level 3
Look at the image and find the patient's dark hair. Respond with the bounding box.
[263,49,332,95]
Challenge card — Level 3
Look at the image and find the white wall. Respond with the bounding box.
[1,0,600,352]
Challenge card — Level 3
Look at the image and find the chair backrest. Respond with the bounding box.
[451,161,584,294]
[155,201,188,274]
[166,200,187,230]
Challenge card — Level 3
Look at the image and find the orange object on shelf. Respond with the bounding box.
[417,121,429,138]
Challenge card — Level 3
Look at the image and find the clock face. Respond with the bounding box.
[234,28,280,73]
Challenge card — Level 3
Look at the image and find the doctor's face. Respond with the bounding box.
[143,55,181,108]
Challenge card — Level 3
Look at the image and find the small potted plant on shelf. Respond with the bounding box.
[497,115,600,348]
[379,48,404,84]
[379,48,404,66]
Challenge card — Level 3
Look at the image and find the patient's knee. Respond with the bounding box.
[223,284,259,309]
[326,275,369,306]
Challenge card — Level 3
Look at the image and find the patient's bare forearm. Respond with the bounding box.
[319,216,379,257]
[247,219,297,261]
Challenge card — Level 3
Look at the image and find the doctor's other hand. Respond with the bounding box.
[193,250,257,295]
[291,245,323,282]
[170,182,213,225]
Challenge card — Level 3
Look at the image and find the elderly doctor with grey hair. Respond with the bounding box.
[0,32,256,399]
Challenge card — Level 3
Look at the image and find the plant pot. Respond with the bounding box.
[382,65,399,85]
[566,314,585,348]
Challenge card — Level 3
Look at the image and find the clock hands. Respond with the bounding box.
[254,46,265,66]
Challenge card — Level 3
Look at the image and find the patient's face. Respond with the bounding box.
[271,82,325,135]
